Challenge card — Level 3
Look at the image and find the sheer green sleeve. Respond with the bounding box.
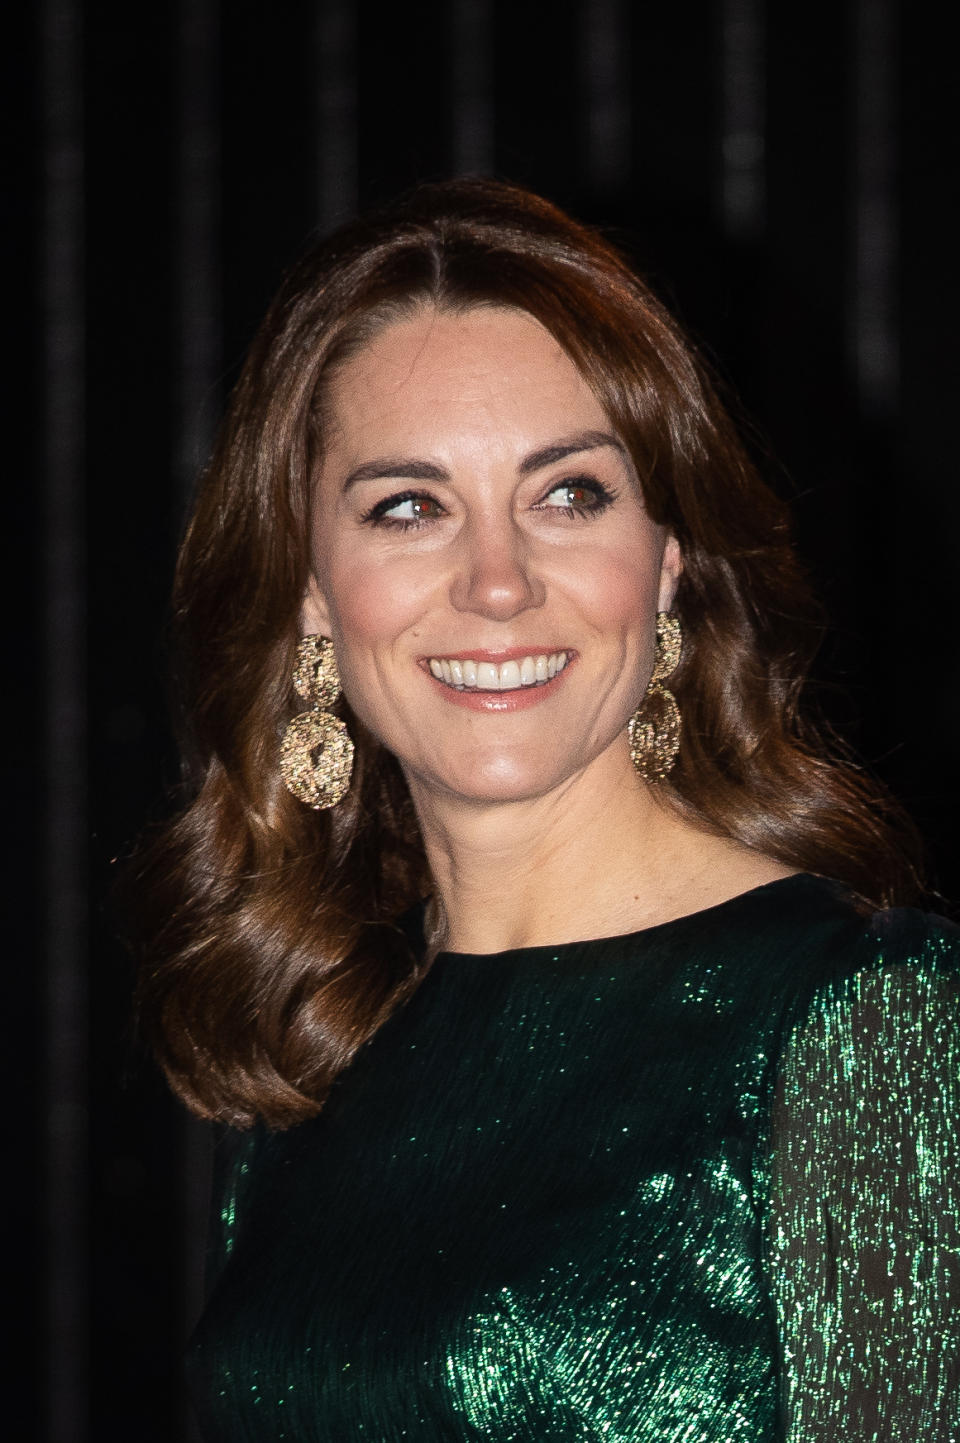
[769,918,960,1440]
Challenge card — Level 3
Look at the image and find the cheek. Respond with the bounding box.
[568,543,663,626]
[322,553,433,657]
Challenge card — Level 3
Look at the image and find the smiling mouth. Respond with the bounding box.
[426,652,572,691]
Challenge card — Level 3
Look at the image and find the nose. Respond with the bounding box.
[448,517,546,621]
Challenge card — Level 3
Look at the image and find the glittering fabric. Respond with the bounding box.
[187,875,960,1440]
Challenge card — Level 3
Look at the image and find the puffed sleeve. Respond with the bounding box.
[767,915,960,1440]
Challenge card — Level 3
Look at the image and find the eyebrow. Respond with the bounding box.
[518,430,626,476]
[340,429,626,491]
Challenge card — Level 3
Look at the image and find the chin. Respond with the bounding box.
[415,754,576,808]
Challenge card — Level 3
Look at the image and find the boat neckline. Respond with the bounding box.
[430,872,837,965]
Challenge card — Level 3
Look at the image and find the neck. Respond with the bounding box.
[408,741,697,955]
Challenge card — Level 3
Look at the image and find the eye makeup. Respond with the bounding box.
[360,474,621,532]
[533,475,619,518]
[360,490,449,530]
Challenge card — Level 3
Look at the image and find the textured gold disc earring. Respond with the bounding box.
[279,636,355,809]
[628,612,682,783]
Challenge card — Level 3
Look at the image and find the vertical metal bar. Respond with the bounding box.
[580,0,631,193]
[176,5,221,1438]
[450,0,494,176]
[849,0,899,415]
[719,0,766,241]
[176,0,222,515]
[40,0,87,1438]
[316,0,358,234]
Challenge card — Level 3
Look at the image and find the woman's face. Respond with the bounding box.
[303,305,681,808]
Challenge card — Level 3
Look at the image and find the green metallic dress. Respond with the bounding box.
[187,874,960,1440]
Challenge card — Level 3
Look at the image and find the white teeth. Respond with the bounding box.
[427,652,572,691]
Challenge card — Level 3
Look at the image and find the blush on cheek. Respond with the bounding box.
[331,555,433,635]
[573,552,660,624]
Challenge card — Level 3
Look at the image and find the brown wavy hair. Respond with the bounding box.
[126,178,921,1128]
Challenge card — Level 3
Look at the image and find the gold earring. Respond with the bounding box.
[628,612,682,783]
[279,636,354,809]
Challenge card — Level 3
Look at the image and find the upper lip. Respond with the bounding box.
[420,647,574,662]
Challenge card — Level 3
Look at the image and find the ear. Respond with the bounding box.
[657,533,683,612]
[300,571,333,638]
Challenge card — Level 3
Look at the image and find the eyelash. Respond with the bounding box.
[361,490,445,531]
[535,476,619,519]
[361,477,619,531]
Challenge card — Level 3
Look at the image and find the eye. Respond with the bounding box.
[362,491,447,528]
[383,495,443,522]
[536,477,617,517]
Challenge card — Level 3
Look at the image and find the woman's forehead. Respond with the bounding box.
[318,307,610,464]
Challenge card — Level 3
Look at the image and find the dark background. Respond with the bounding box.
[13,1,958,1439]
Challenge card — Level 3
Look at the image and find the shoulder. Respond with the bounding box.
[735,873,959,977]
[865,901,960,969]
[770,889,960,1075]
[837,903,960,1035]
[826,897,960,1000]
[696,875,960,1043]
[205,1123,268,1279]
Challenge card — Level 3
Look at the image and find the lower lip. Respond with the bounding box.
[421,660,575,711]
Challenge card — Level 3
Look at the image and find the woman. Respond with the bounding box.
[131,180,959,1439]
